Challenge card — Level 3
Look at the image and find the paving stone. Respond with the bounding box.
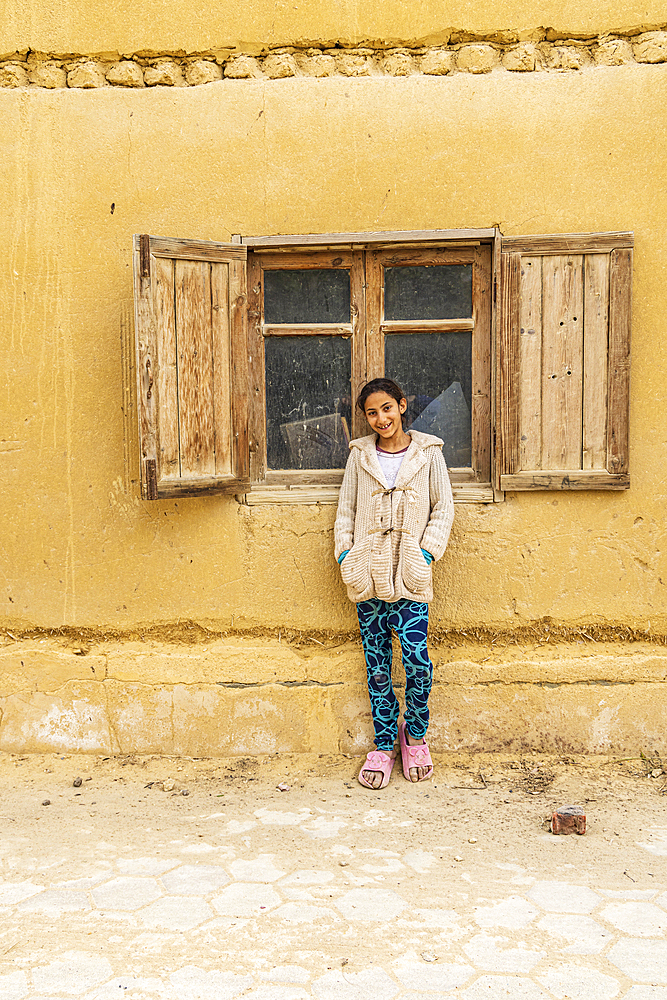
[0,881,44,904]
[602,889,657,900]
[32,951,114,995]
[609,939,667,983]
[463,933,545,973]
[260,967,311,984]
[0,970,28,1000]
[255,808,312,826]
[474,896,540,928]
[229,854,286,882]
[402,849,437,872]
[117,857,180,876]
[401,906,462,929]
[271,901,338,922]
[312,967,400,1000]
[243,988,311,1000]
[636,830,667,856]
[280,869,335,885]
[393,959,474,990]
[55,871,113,890]
[140,896,214,930]
[528,881,601,913]
[460,976,551,999]
[538,963,621,999]
[335,886,406,921]
[656,891,667,910]
[212,882,282,916]
[602,901,667,937]
[82,976,170,998]
[169,964,252,999]
[538,913,611,953]
[160,863,229,894]
[18,889,90,913]
[301,816,347,838]
[92,876,162,910]
[624,988,667,999]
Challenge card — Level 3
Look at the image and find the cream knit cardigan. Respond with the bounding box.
[334,430,455,604]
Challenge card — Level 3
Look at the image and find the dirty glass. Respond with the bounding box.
[263,269,351,325]
[265,336,352,469]
[384,264,472,321]
[385,332,472,467]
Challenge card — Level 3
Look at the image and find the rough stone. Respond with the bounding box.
[528,881,601,913]
[0,63,29,87]
[634,32,667,63]
[463,933,545,973]
[117,856,179,876]
[185,59,222,86]
[67,61,106,88]
[601,901,667,937]
[538,914,610,953]
[28,63,67,88]
[393,960,474,991]
[263,53,297,79]
[608,939,667,983]
[335,52,373,77]
[0,971,28,1000]
[335,886,406,921]
[229,854,286,882]
[420,49,455,75]
[460,976,552,999]
[300,51,336,77]
[170,965,253,998]
[382,51,414,76]
[224,55,262,78]
[106,60,144,86]
[144,60,184,86]
[212,882,282,917]
[474,896,540,928]
[312,968,400,1000]
[594,39,635,66]
[32,951,113,995]
[161,863,230,894]
[503,43,539,72]
[0,881,43,905]
[140,896,214,930]
[91,876,162,910]
[544,45,592,71]
[456,44,498,74]
[538,964,620,1000]
[551,805,586,835]
[17,888,90,912]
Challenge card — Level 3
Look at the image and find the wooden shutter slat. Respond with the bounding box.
[518,256,543,471]
[541,255,584,469]
[472,246,492,482]
[229,257,250,481]
[211,262,232,477]
[175,260,215,477]
[153,256,180,478]
[582,254,610,469]
[607,247,632,474]
[500,252,521,478]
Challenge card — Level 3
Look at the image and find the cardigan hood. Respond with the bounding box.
[349,431,445,490]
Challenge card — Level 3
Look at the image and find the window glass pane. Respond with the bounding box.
[264,269,351,324]
[265,336,351,469]
[384,264,472,320]
[385,332,472,467]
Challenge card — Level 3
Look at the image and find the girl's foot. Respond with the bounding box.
[398,722,433,782]
[405,730,431,781]
[359,750,397,789]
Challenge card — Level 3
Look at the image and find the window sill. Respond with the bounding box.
[237,483,499,505]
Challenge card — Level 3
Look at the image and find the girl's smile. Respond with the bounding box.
[363,391,411,452]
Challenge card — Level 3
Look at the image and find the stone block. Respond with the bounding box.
[0,681,112,753]
[67,62,106,88]
[503,43,538,72]
[28,63,66,88]
[634,32,667,63]
[456,45,498,74]
[420,49,455,75]
[105,680,174,754]
[545,45,592,71]
[144,60,184,87]
[224,55,262,78]
[106,61,144,87]
[594,39,635,66]
[335,52,373,77]
[551,805,586,835]
[299,51,336,77]
[382,51,414,76]
[0,647,107,698]
[0,63,28,87]
[185,60,222,86]
[263,53,297,79]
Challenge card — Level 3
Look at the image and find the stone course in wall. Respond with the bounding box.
[1,28,667,89]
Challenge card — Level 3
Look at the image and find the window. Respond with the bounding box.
[133,229,632,502]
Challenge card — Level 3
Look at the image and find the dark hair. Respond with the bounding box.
[356,378,406,415]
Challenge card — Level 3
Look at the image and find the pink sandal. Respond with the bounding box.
[357,750,396,789]
[398,722,433,782]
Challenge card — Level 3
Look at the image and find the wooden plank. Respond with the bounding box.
[252,241,482,254]
[247,252,266,483]
[153,256,180,479]
[365,250,384,383]
[518,255,543,471]
[133,248,159,499]
[265,469,344,486]
[239,482,494,505]
[380,319,474,334]
[157,475,250,498]
[243,228,496,248]
[607,247,632,475]
[175,260,215,477]
[374,249,476,267]
[501,471,629,491]
[472,245,492,483]
[491,229,503,497]
[211,262,232,477]
[582,253,610,469]
[499,252,521,476]
[134,235,247,261]
[229,256,250,481]
[541,255,583,470]
[252,250,355,269]
[350,250,367,440]
[502,232,634,254]
[263,325,352,338]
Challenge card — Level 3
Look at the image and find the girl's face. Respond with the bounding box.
[363,391,407,442]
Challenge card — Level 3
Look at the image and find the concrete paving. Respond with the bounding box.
[0,751,666,999]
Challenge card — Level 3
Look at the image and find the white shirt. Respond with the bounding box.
[376,445,408,488]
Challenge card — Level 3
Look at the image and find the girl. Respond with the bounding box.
[334,378,455,789]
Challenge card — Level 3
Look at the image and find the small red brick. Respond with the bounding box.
[551,805,586,835]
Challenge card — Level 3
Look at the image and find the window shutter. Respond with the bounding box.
[498,233,632,491]
[133,235,249,499]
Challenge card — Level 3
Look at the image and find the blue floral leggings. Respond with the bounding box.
[356,598,433,752]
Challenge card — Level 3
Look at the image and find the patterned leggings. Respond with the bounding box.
[356,598,433,753]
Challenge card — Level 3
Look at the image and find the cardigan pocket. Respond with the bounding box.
[340,538,372,598]
[401,534,432,595]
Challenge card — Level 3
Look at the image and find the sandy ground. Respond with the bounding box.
[0,750,666,998]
